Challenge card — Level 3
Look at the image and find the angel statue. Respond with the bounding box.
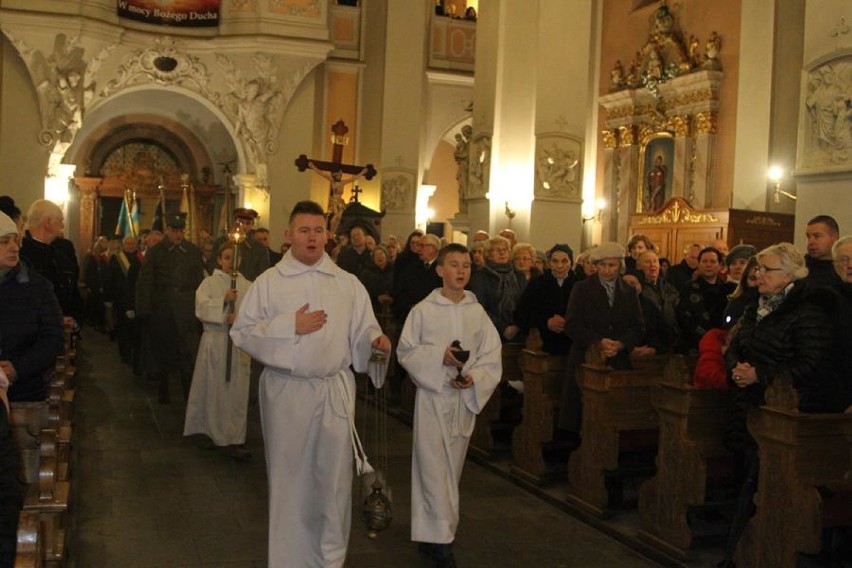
[233,78,284,167]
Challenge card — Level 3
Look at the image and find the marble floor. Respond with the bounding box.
[72,329,665,567]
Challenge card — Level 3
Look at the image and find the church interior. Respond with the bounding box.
[2,0,852,566]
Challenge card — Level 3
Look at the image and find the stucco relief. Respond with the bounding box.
[800,59,852,169]
[534,135,582,202]
[8,33,95,150]
[268,0,321,17]
[101,36,221,106]
[381,173,414,213]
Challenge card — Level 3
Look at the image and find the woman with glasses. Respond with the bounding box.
[470,236,527,344]
[717,242,844,568]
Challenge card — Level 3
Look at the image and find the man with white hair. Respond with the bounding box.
[556,242,644,443]
[21,199,83,326]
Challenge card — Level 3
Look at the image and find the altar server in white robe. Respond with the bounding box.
[230,200,390,568]
[183,242,252,460]
[398,243,502,566]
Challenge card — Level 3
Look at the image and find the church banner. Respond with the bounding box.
[117,0,220,27]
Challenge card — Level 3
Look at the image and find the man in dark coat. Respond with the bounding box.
[557,242,645,440]
[136,213,204,403]
[20,199,83,326]
[676,247,728,353]
[392,233,442,326]
[105,235,142,372]
[805,214,842,289]
[336,224,373,276]
[666,242,701,293]
[0,212,64,403]
[515,244,576,355]
[207,208,270,281]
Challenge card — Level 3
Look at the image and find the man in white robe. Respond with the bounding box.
[230,201,390,568]
[398,243,502,567]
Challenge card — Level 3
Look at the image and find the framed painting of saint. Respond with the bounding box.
[638,132,674,213]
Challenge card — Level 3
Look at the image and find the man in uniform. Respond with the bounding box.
[207,208,269,281]
[136,213,204,403]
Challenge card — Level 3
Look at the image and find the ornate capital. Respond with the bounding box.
[695,111,717,135]
[670,115,691,137]
[601,129,618,150]
[618,125,636,147]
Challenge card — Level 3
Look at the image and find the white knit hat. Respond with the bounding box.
[0,212,16,237]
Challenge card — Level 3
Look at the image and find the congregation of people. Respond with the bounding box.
[1,188,851,567]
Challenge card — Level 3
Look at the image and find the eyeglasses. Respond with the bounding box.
[755,265,784,275]
[834,256,852,265]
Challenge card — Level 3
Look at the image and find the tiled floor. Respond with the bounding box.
[72,329,663,567]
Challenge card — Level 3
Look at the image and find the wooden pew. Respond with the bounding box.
[510,347,568,484]
[637,355,734,560]
[469,343,523,459]
[14,511,42,568]
[566,350,669,517]
[736,379,852,568]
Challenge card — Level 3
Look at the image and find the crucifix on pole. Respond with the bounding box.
[295,120,377,235]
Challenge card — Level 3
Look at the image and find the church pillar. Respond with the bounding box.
[74,178,100,256]
[470,0,537,242]
[530,0,594,251]
[377,1,428,240]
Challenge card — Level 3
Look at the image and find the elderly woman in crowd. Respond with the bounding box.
[718,242,844,567]
[515,244,577,356]
[360,244,395,321]
[676,247,728,353]
[832,235,852,410]
[556,243,644,446]
[573,248,597,281]
[470,235,527,343]
[512,242,540,283]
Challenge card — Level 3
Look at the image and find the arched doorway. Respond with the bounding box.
[65,89,239,252]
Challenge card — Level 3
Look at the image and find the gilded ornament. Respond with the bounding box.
[745,215,781,227]
[618,126,636,147]
[695,111,717,135]
[639,199,719,224]
[601,130,618,149]
[670,115,690,137]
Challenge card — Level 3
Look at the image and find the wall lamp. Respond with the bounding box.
[583,198,607,223]
[768,166,797,203]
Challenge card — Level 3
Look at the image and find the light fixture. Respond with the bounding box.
[768,166,797,203]
[582,198,607,223]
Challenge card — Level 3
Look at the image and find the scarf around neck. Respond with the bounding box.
[485,261,521,324]
[756,281,794,322]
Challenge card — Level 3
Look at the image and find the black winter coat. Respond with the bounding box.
[20,233,82,323]
[515,270,575,355]
[0,263,64,402]
[724,279,844,451]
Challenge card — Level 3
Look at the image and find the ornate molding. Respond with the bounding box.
[601,129,618,150]
[101,36,220,104]
[638,198,719,224]
[798,58,852,171]
[670,115,690,137]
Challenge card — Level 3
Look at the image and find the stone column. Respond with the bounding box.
[530,0,594,250]
[377,2,428,240]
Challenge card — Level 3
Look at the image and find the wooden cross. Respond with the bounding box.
[294,120,377,180]
[295,120,377,233]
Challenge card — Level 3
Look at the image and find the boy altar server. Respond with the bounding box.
[398,243,502,568]
[230,201,390,567]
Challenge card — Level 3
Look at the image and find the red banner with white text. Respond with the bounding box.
[117,0,220,27]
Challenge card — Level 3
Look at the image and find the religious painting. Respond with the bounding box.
[117,0,221,27]
[638,132,674,213]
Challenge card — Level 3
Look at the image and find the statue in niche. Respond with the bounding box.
[610,60,625,91]
[453,125,472,210]
[645,154,668,212]
[468,136,491,197]
[646,49,663,80]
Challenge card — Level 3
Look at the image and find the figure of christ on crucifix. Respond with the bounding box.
[295,120,377,235]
